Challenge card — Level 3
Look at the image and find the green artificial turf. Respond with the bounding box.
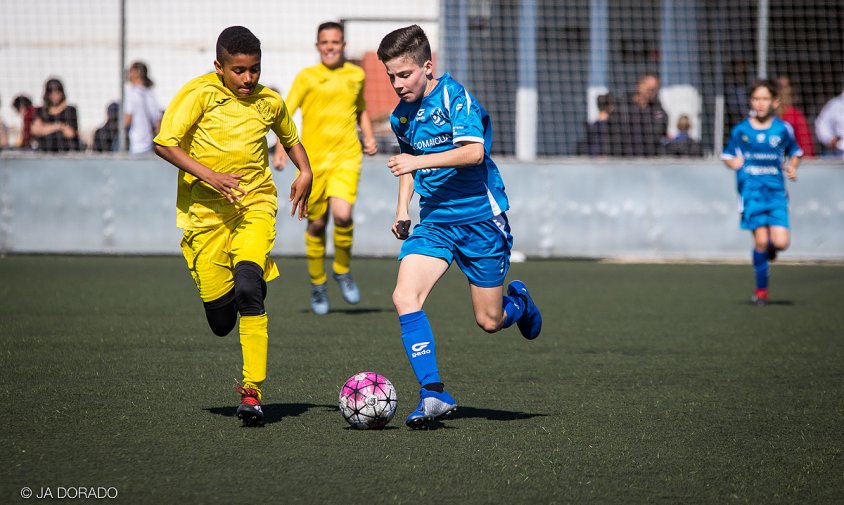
[1,256,842,504]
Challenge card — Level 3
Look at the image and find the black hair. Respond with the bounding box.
[43,78,65,106]
[130,61,153,88]
[317,21,344,39]
[377,24,431,65]
[13,95,32,110]
[749,79,779,99]
[216,26,261,64]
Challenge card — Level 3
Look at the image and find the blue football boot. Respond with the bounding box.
[333,272,360,305]
[507,280,542,340]
[310,282,330,315]
[405,388,458,429]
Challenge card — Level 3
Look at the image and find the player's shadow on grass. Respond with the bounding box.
[455,406,547,422]
[204,403,336,425]
[297,307,388,315]
[742,299,795,307]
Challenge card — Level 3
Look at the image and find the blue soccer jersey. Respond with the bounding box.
[722,117,803,194]
[390,73,509,225]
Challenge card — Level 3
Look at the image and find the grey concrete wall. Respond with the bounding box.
[1,155,842,260]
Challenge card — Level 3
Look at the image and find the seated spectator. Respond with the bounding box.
[608,72,668,157]
[92,102,120,152]
[814,89,844,158]
[31,78,81,152]
[586,93,613,157]
[776,75,815,157]
[11,95,36,150]
[663,115,702,157]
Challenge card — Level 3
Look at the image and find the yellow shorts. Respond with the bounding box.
[180,210,280,303]
[307,152,363,220]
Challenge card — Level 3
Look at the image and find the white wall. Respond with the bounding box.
[2,155,842,261]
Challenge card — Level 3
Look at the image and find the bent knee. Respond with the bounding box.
[475,315,502,334]
[392,288,422,314]
[234,261,266,316]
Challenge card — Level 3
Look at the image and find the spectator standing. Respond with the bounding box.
[814,89,844,159]
[776,76,815,158]
[663,115,703,157]
[124,61,162,154]
[586,93,613,157]
[609,72,668,156]
[31,78,81,152]
[11,95,35,150]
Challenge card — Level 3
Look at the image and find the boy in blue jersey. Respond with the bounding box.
[722,80,802,305]
[377,25,542,429]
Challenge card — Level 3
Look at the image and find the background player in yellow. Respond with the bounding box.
[153,26,313,427]
[275,21,378,315]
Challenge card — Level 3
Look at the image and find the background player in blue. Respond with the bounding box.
[722,80,802,306]
[377,25,542,429]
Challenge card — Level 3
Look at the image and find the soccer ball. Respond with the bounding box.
[338,372,398,429]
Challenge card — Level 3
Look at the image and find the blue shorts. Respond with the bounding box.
[739,187,789,230]
[398,214,514,288]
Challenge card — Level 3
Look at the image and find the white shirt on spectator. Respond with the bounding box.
[125,84,162,154]
[814,91,844,158]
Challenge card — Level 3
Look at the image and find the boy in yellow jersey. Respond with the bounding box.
[276,21,378,315]
[153,26,313,427]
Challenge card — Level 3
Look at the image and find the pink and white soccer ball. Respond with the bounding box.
[338,372,398,429]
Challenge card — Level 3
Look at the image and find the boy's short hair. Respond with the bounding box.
[216,26,261,64]
[317,21,344,38]
[677,114,691,132]
[377,24,431,65]
[749,79,779,98]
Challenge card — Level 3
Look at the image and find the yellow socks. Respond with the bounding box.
[332,223,354,275]
[239,313,267,399]
[305,231,327,285]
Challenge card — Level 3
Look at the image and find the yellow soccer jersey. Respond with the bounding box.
[154,72,300,230]
[285,62,366,167]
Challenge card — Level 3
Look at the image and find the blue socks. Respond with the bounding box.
[752,249,769,290]
[399,311,440,386]
[501,295,525,328]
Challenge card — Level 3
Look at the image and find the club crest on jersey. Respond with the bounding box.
[254,98,273,122]
[768,135,781,147]
[429,107,446,126]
